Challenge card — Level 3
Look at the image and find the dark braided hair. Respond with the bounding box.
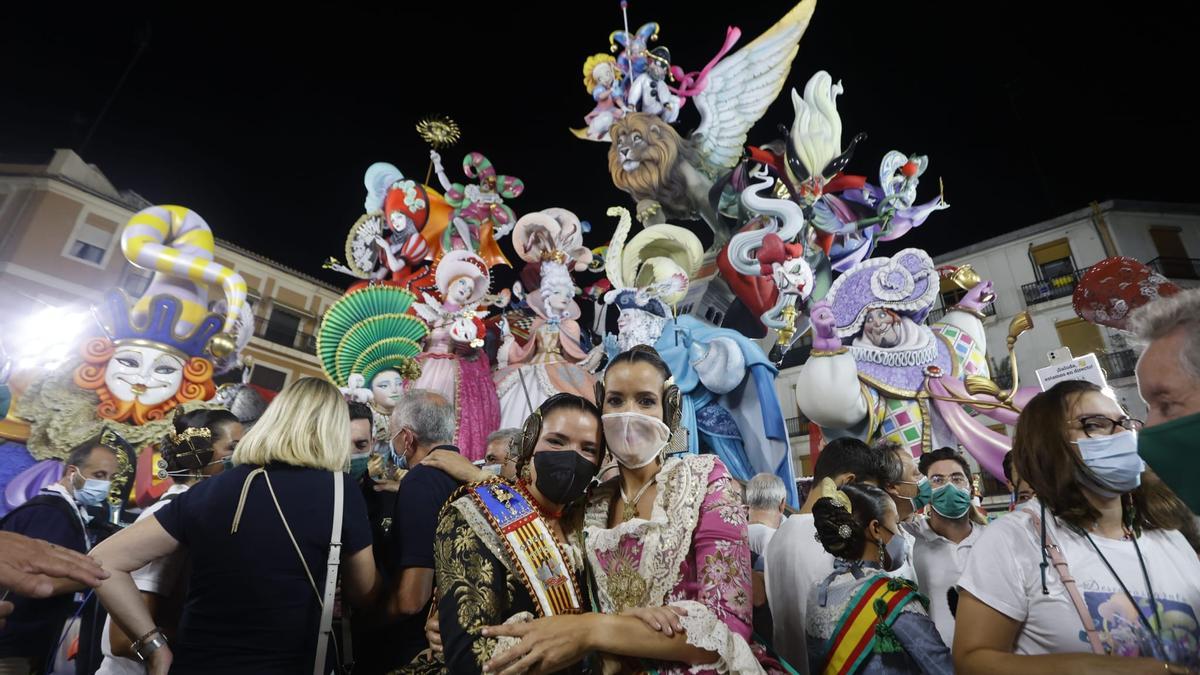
[812,482,893,560]
[161,408,239,480]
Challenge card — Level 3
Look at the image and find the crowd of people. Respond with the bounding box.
[0,293,1197,674]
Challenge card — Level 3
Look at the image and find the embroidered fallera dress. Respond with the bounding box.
[805,562,952,675]
[401,481,587,675]
[583,454,785,674]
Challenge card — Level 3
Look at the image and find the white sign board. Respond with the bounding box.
[1036,353,1108,392]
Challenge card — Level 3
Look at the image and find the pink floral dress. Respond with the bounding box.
[583,454,784,674]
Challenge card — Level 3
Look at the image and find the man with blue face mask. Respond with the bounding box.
[0,436,117,673]
[902,446,983,650]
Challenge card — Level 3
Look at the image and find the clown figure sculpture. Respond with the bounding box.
[794,248,1019,480]
[12,205,248,458]
[493,209,596,428]
[627,47,681,123]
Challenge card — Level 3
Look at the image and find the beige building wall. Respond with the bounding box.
[0,149,344,393]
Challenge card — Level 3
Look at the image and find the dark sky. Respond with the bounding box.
[3,2,1196,292]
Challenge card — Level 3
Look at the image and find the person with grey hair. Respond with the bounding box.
[1130,288,1200,513]
[745,472,786,649]
[745,473,786,557]
[484,427,521,480]
[381,389,462,668]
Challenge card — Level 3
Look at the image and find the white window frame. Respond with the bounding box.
[60,207,119,270]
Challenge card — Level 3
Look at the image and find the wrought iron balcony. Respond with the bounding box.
[254,316,317,355]
[1146,257,1200,280]
[785,415,812,437]
[927,300,996,324]
[1020,267,1090,306]
[1097,349,1137,380]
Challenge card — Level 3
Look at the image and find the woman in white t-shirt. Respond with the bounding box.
[955,380,1200,674]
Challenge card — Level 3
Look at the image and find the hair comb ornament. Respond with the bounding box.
[170,427,212,446]
[818,477,853,513]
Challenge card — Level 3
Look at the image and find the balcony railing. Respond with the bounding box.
[1020,267,1090,306]
[785,415,812,437]
[927,300,996,324]
[254,316,317,355]
[1146,257,1200,280]
[1098,349,1137,380]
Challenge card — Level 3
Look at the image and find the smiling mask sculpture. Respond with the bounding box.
[11,205,248,461]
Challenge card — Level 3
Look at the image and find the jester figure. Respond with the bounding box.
[794,248,1020,479]
[5,205,248,508]
[430,151,523,269]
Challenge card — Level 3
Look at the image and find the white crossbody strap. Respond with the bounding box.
[231,469,345,674]
[315,472,344,675]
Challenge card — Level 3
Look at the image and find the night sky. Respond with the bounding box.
[3,2,1195,292]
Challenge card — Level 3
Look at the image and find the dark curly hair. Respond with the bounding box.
[812,482,893,560]
[161,408,240,481]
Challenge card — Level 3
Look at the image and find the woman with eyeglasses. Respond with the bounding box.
[955,380,1200,674]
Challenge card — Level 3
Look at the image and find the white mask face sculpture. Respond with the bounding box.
[616,309,667,353]
[544,287,572,318]
[370,370,405,412]
[447,276,475,306]
[104,344,185,406]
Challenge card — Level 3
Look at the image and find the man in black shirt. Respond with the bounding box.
[382,389,462,668]
[0,436,117,673]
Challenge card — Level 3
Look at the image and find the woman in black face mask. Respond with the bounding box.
[404,393,602,674]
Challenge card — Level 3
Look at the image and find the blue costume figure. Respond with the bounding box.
[598,208,798,507]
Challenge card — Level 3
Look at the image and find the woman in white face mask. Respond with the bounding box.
[481,345,787,674]
[956,380,1200,674]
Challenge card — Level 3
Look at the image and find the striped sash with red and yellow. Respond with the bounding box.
[469,481,583,617]
[821,576,918,675]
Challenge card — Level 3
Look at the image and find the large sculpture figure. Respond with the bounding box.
[14,205,248,458]
[410,250,502,460]
[794,248,1025,479]
[3,205,247,511]
[602,0,816,245]
[493,209,596,428]
[599,207,798,506]
[315,284,428,446]
[324,162,450,295]
[720,70,949,357]
[429,151,524,269]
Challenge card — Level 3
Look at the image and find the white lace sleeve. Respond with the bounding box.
[669,600,765,674]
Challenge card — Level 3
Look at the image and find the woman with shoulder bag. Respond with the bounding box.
[955,380,1200,674]
[93,378,382,675]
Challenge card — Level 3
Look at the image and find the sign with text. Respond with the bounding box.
[1036,353,1108,392]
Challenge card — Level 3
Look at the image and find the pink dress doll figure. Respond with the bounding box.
[493,209,596,428]
[410,250,500,461]
[581,54,628,141]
